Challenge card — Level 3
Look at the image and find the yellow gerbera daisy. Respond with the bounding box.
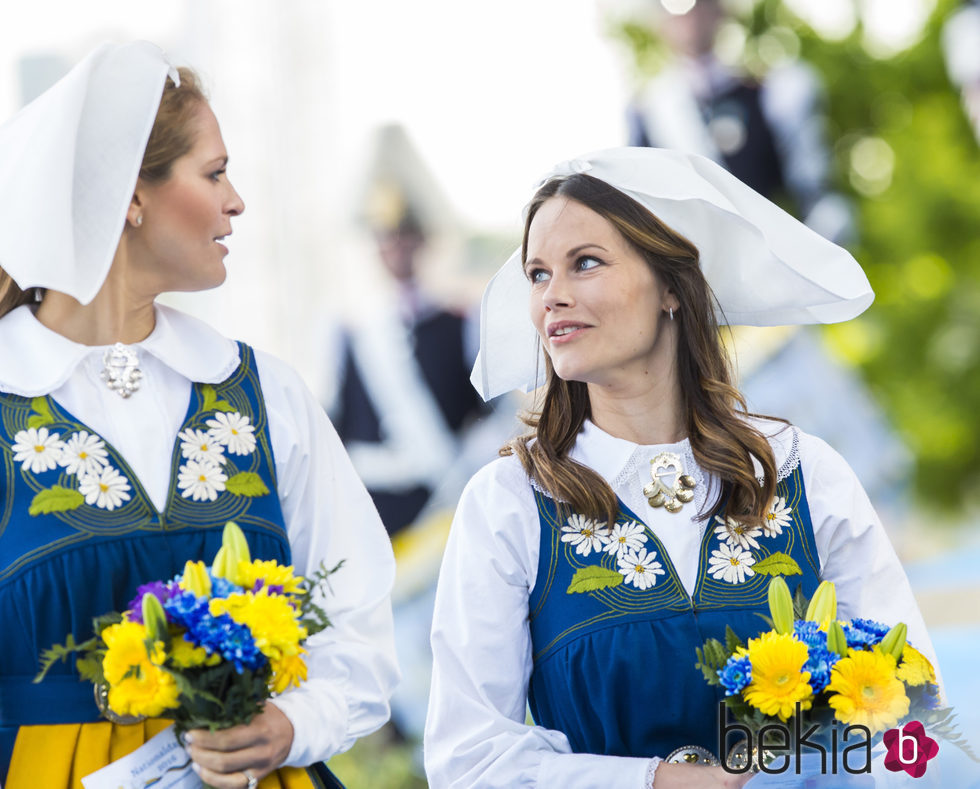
[827,648,910,734]
[270,650,308,694]
[743,631,814,721]
[170,635,220,669]
[234,559,304,594]
[210,589,307,662]
[101,621,179,717]
[896,644,936,687]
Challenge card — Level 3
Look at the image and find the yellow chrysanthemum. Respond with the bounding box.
[827,648,910,734]
[101,621,179,717]
[270,649,308,694]
[210,589,307,662]
[170,635,220,669]
[743,631,814,721]
[896,644,936,688]
[234,559,304,594]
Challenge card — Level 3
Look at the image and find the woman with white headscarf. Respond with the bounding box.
[0,42,397,789]
[423,148,937,788]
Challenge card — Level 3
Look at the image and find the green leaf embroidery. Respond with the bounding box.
[201,384,236,414]
[27,396,55,429]
[566,566,624,594]
[29,485,85,516]
[225,472,270,497]
[751,552,803,577]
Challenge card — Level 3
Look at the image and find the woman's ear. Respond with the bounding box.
[664,288,680,314]
[126,189,144,229]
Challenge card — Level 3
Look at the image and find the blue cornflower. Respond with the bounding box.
[793,621,828,650]
[189,612,265,672]
[844,618,889,649]
[209,576,239,599]
[803,645,839,693]
[164,590,210,630]
[718,655,752,696]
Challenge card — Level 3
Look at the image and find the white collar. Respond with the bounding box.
[0,303,240,397]
[570,420,692,483]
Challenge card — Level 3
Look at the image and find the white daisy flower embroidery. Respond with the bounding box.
[713,516,762,551]
[708,543,756,585]
[11,427,64,474]
[58,431,109,476]
[560,514,607,557]
[602,521,648,559]
[177,459,228,502]
[178,428,227,466]
[205,412,256,456]
[763,496,792,537]
[78,465,132,511]
[617,547,666,590]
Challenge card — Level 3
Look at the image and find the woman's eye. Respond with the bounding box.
[528,268,551,284]
[577,256,602,271]
[210,168,226,182]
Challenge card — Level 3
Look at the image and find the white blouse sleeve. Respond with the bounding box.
[800,431,940,675]
[255,351,399,766]
[424,458,652,789]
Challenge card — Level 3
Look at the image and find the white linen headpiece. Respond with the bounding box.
[0,41,178,305]
[470,147,874,401]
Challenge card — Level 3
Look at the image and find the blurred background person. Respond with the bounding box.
[321,124,517,761]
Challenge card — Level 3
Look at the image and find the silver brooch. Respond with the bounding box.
[101,342,143,398]
[643,451,696,513]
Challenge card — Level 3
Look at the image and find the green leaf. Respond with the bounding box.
[792,584,809,621]
[29,485,84,516]
[752,552,803,577]
[566,566,624,594]
[225,472,270,497]
[28,396,55,428]
[725,625,745,654]
[201,384,236,414]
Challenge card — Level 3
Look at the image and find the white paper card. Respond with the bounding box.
[81,724,202,789]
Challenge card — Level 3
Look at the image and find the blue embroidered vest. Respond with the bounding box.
[527,461,821,759]
[0,343,289,768]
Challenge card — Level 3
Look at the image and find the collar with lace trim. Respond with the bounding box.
[0,303,240,397]
[569,420,693,484]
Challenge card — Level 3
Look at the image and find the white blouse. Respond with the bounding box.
[0,304,399,768]
[424,418,936,788]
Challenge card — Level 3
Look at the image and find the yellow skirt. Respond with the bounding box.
[6,721,315,788]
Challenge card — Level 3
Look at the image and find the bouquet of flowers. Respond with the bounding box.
[696,576,975,770]
[35,521,339,733]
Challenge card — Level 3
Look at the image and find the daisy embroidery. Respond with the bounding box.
[602,521,648,559]
[617,547,666,590]
[713,515,762,551]
[206,412,256,456]
[708,543,756,585]
[178,459,228,502]
[11,427,64,474]
[78,465,132,511]
[178,428,226,466]
[763,496,792,537]
[58,431,109,476]
[561,514,607,557]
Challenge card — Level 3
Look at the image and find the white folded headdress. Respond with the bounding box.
[0,41,178,305]
[470,147,874,401]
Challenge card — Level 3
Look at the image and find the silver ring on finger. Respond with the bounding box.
[243,768,258,789]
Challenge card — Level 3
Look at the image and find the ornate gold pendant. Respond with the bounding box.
[643,451,696,513]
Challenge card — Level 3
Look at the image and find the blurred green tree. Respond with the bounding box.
[612,0,980,512]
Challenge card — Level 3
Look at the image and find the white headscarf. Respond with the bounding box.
[470,147,874,401]
[0,41,178,305]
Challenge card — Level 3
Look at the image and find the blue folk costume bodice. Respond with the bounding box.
[527,459,822,760]
[0,343,289,777]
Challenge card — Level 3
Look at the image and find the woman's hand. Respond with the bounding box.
[653,762,755,789]
[184,701,294,788]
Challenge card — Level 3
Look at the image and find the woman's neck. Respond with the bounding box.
[34,250,157,346]
[587,371,686,447]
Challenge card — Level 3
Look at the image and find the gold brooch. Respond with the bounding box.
[643,452,696,513]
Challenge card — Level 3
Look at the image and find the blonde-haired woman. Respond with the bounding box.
[424,149,936,788]
[0,42,396,789]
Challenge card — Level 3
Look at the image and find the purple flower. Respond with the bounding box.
[127,581,176,623]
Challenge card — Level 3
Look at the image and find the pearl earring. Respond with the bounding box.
[135,215,143,226]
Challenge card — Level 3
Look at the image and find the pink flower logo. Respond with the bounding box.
[883,721,939,778]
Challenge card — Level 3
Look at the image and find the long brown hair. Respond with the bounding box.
[504,173,779,527]
[0,67,207,319]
